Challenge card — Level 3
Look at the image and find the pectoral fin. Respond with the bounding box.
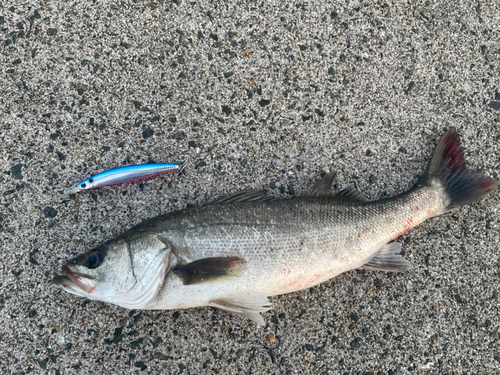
[360,242,412,272]
[172,257,246,285]
[209,293,272,326]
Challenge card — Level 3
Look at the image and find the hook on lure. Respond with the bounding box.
[63,163,184,196]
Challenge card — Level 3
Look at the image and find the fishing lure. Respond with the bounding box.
[65,163,183,195]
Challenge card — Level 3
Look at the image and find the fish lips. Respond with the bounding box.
[53,266,96,294]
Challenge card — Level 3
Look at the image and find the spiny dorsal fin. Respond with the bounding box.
[301,172,337,197]
[209,293,272,326]
[172,257,246,285]
[359,242,412,272]
[333,186,369,202]
[204,190,272,206]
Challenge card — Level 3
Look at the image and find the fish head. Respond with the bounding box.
[54,231,173,309]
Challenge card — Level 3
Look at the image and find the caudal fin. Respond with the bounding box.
[423,128,498,210]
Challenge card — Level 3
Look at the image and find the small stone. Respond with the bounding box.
[488,101,500,110]
[195,161,207,169]
[222,105,231,115]
[10,164,23,179]
[224,71,234,78]
[350,337,361,348]
[130,338,143,349]
[357,122,365,126]
[240,159,247,167]
[155,353,169,360]
[374,278,383,288]
[259,99,271,107]
[47,28,57,36]
[425,254,431,267]
[305,344,314,351]
[43,206,57,218]
[56,151,65,161]
[331,11,338,19]
[405,81,415,93]
[365,149,373,156]
[398,147,407,154]
[369,174,377,183]
[134,311,143,323]
[267,334,275,342]
[328,67,335,75]
[102,146,110,152]
[172,131,186,140]
[315,109,325,117]
[28,309,37,318]
[135,361,147,371]
[188,141,197,148]
[39,358,48,370]
[142,128,154,139]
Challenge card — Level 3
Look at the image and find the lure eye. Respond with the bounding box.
[87,249,102,269]
[89,178,94,183]
[81,183,87,189]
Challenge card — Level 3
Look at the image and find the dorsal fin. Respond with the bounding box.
[301,172,337,197]
[333,186,369,202]
[205,190,272,206]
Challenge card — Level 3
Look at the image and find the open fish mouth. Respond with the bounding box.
[53,267,96,294]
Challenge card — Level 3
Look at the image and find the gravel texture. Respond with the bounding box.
[1,1,500,374]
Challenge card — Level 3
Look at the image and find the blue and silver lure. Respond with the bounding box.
[65,163,183,195]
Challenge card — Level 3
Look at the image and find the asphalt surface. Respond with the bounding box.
[1,1,500,374]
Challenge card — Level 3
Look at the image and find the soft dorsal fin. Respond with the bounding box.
[302,172,337,197]
[359,242,412,272]
[209,293,272,326]
[172,257,247,285]
[204,190,272,206]
[333,186,369,202]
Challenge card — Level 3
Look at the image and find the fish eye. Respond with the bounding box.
[87,249,102,269]
[81,183,87,189]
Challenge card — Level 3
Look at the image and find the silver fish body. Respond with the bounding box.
[142,185,442,310]
[54,130,498,325]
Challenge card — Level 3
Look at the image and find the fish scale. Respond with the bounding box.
[145,181,445,310]
[54,129,499,326]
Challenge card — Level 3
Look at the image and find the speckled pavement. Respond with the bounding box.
[1,1,500,374]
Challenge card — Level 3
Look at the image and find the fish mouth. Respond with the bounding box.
[53,266,96,294]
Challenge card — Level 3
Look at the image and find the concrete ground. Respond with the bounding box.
[1,1,500,374]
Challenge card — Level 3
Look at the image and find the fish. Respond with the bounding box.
[53,129,498,326]
[64,163,183,195]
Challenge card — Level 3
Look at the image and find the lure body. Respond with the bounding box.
[66,164,181,194]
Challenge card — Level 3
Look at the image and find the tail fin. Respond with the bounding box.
[423,128,498,210]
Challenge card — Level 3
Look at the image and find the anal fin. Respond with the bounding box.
[360,242,412,272]
[209,293,272,326]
